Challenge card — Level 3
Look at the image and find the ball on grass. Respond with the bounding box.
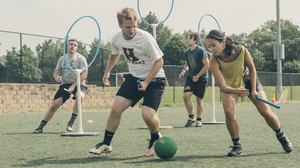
[154,136,177,159]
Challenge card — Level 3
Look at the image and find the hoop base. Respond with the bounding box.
[61,132,100,136]
[140,126,173,129]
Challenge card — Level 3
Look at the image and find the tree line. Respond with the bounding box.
[1,12,299,83]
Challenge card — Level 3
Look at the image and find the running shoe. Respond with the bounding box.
[228,144,242,156]
[196,121,202,127]
[66,120,74,132]
[277,131,293,153]
[33,127,43,133]
[185,118,196,127]
[89,143,112,155]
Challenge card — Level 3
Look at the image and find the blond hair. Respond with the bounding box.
[117,7,138,25]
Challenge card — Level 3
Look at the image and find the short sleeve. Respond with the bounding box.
[55,57,63,71]
[145,36,163,61]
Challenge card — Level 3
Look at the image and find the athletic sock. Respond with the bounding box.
[274,127,283,136]
[69,113,77,123]
[232,137,241,145]
[39,120,47,129]
[150,131,160,141]
[103,130,115,145]
[189,114,195,119]
[197,118,202,121]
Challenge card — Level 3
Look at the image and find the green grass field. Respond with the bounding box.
[1,103,299,167]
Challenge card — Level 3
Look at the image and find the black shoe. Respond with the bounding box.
[33,127,43,133]
[66,120,74,132]
[277,131,293,153]
[228,144,242,156]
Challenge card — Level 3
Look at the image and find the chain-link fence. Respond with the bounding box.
[1,30,299,101]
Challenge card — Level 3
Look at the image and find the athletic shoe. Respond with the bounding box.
[89,143,112,155]
[196,121,202,127]
[227,144,242,156]
[145,132,162,156]
[66,120,74,132]
[277,131,293,153]
[185,118,196,127]
[33,127,43,133]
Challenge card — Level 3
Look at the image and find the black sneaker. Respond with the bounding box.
[66,120,74,132]
[33,127,43,133]
[277,131,293,153]
[228,144,242,156]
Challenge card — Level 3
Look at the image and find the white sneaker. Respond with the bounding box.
[144,132,162,156]
[196,121,202,127]
[185,118,196,127]
[89,143,112,155]
[66,121,73,132]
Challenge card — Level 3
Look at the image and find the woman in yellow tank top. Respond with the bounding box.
[207,30,292,156]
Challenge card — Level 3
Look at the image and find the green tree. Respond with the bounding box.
[163,33,188,65]
[137,11,173,51]
[5,48,20,82]
[283,60,300,73]
[0,42,5,63]
[36,39,63,83]
[86,39,128,84]
[6,45,42,83]
[244,19,300,72]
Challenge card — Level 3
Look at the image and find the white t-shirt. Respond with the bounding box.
[111,29,165,79]
[55,53,88,86]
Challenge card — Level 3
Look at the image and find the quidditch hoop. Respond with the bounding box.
[137,0,174,26]
[64,16,101,72]
[198,14,221,56]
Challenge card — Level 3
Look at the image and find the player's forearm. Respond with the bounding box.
[105,53,120,74]
[248,67,257,93]
[53,70,61,81]
[195,64,209,78]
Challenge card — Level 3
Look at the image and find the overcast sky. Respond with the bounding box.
[0,0,299,56]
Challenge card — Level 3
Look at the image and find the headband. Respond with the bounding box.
[68,40,78,45]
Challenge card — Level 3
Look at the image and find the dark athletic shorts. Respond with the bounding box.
[184,76,208,99]
[243,75,264,93]
[116,74,165,111]
[53,84,87,104]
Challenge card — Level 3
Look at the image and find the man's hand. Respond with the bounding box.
[179,72,185,80]
[137,80,148,92]
[102,73,110,86]
[192,75,200,82]
[55,76,62,83]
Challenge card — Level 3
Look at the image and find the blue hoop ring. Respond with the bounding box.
[198,14,221,56]
[63,16,101,72]
[137,0,174,26]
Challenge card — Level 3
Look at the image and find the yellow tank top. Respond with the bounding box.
[215,46,245,88]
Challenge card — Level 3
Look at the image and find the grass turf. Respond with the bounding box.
[1,103,299,167]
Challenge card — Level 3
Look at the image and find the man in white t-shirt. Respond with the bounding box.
[33,39,88,133]
[89,7,166,157]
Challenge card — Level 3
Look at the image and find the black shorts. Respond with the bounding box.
[53,84,87,104]
[184,77,208,99]
[116,74,165,111]
[243,75,264,93]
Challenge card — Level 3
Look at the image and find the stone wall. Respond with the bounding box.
[0,83,119,113]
